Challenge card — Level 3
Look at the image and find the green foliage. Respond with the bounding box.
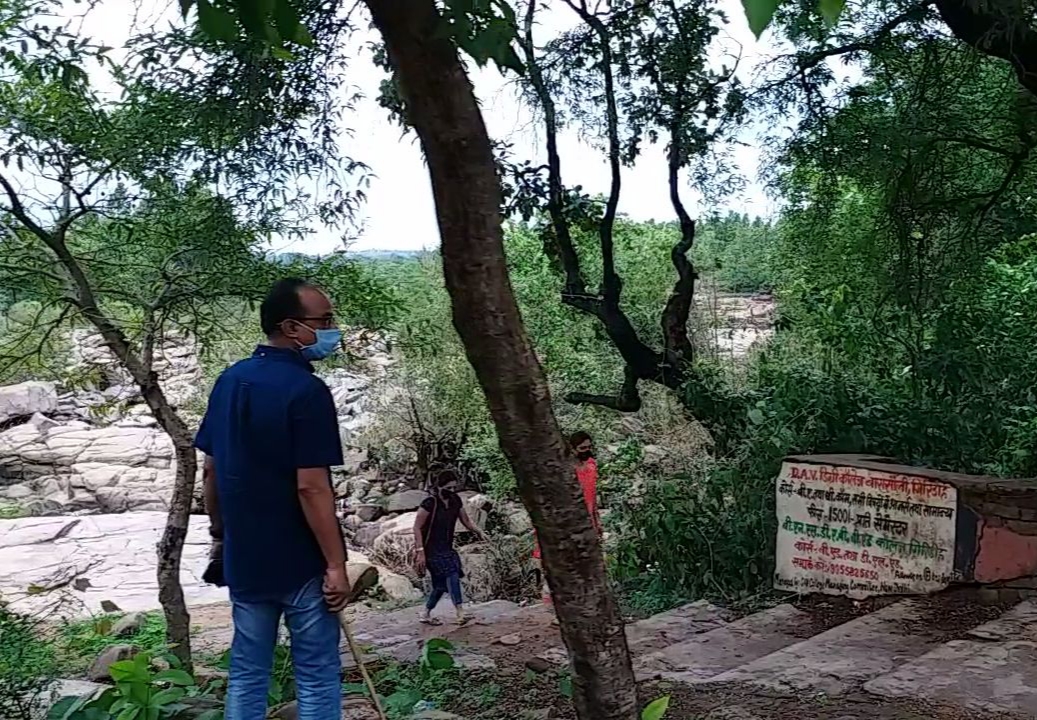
[642,695,671,720]
[694,213,778,294]
[56,614,167,676]
[48,651,219,720]
[741,0,844,37]
[0,602,57,720]
[344,639,500,720]
[181,0,525,74]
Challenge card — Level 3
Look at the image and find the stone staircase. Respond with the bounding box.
[342,590,1037,717]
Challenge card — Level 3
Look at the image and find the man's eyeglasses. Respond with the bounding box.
[292,316,338,329]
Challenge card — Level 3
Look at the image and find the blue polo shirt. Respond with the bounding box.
[194,345,344,600]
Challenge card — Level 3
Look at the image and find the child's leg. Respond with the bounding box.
[420,578,447,623]
[446,573,469,624]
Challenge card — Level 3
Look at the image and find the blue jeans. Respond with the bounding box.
[225,576,341,720]
[426,573,463,611]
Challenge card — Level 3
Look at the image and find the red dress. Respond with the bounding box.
[532,458,600,560]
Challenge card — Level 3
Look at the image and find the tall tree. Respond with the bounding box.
[0,0,369,666]
[175,0,640,715]
[514,0,744,412]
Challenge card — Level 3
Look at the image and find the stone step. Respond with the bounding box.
[525,600,732,670]
[707,597,993,695]
[864,600,1037,716]
[625,600,733,655]
[634,603,810,683]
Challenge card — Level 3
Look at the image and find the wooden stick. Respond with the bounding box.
[337,610,387,720]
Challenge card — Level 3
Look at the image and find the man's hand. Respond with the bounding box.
[414,548,426,576]
[323,564,351,612]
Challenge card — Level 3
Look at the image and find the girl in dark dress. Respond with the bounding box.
[413,469,488,625]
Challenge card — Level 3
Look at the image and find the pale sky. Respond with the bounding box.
[70,0,788,254]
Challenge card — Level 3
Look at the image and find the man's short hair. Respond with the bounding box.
[260,278,309,337]
[569,430,592,448]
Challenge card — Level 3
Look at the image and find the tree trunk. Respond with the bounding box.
[362,1,639,717]
[41,235,196,669]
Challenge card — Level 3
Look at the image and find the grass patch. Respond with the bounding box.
[0,502,27,519]
[54,612,168,675]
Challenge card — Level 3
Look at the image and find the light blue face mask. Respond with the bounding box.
[300,328,342,361]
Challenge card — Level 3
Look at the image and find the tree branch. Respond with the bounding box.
[661,134,696,363]
[565,365,642,411]
[521,0,586,296]
[934,0,1037,98]
[563,0,622,302]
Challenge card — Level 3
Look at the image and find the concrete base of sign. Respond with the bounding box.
[634,604,810,682]
[865,600,1037,715]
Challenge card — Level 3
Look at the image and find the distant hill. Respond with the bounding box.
[349,249,425,261]
[270,249,424,264]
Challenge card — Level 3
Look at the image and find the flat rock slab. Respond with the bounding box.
[625,600,733,654]
[634,603,809,682]
[708,599,947,695]
[0,513,224,617]
[966,598,1037,642]
[865,639,1037,716]
[865,599,1037,716]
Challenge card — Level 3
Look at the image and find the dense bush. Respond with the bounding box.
[0,602,57,720]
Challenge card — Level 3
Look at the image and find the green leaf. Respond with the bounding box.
[427,649,455,670]
[47,696,79,720]
[818,0,845,26]
[642,695,671,720]
[153,669,195,686]
[383,688,422,714]
[149,687,186,707]
[558,675,573,699]
[424,638,454,652]
[748,408,764,425]
[196,0,238,43]
[342,682,368,696]
[114,706,141,720]
[741,0,780,38]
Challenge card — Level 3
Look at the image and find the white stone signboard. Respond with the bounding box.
[774,461,957,599]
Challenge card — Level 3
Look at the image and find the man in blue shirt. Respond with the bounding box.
[195,278,350,720]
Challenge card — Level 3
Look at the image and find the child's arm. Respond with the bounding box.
[459,507,490,542]
[413,507,430,574]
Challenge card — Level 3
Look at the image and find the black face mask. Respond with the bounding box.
[576,450,593,461]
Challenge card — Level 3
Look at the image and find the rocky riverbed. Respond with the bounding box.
[0,294,775,619]
[0,328,535,618]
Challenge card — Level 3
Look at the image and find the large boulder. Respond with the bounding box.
[353,522,386,549]
[503,505,532,536]
[378,568,422,602]
[355,504,384,523]
[385,489,427,514]
[459,492,492,533]
[346,562,379,602]
[458,537,528,603]
[87,644,135,681]
[0,382,58,423]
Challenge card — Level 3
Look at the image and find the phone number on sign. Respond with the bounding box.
[791,556,880,581]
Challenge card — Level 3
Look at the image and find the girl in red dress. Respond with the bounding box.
[532,431,601,607]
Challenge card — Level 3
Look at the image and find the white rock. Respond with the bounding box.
[2,483,32,500]
[0,381,58,423]
[385,489,427,514]
[505,508,532,536]
[378,569,422,601]
[460,493,492,532]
